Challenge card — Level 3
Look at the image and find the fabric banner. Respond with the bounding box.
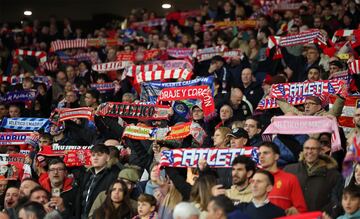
[117,50,160,61]
[57,51,100,65]
[1,117,49,131]
[196,49,242,62]
[123,122,206,144]
[332,29,360,48]
[256,97,305,110]
[0,153,31,180]
[328,70,351,84]
[157,85,215,118]
[97,102,170,120]
[87,38,122,47]
[123,64,164,79]
[269,80,344,99]
[263,116,341,151]
[348,60,360,74]
[131,18,166,29]
[38,145,92,167]
[273,2,302,11]
[15,49,47,63]
[150,60,193,71]
[90,83,115,92]
[134,69,193,85]
[57,107,94,122]
[1,75,52,88]
[203,20,257,30]
[0,90,37,103]
[91,61,132,72]
[0,132,32,145]
[330,95,360,128]
[166,48,194,58]
[50,39,88,51]
[141,76,214,103]
[160,147,259,168]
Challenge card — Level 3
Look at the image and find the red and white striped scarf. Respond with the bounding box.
[92,61,132,72]
[166,48,194,59]
[15,49,47,63]
[123,64,164,79]
[57,107,94,122]
[196,49,242,62]
[50,39,88,52]
[267,29,327,59]
[131,18,166,29]
[40,61,58,72]
[134,69,193,84]
[348,59,360,74]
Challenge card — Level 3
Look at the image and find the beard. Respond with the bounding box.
[233,177,247,186]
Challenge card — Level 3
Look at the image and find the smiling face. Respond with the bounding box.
[5,187,19,209]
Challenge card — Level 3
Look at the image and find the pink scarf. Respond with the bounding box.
[263,116,341,152]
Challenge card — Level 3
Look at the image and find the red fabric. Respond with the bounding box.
[39,172,74,193]
[269,169,308,213]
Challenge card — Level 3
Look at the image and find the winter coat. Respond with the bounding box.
[284,153,344,214]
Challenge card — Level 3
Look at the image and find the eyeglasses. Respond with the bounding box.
[48,168,65,173]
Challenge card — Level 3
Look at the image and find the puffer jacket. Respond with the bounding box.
[284,153,344,214]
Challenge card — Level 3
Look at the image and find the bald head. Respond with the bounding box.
[241,68,253,87]
[230,88,243,108]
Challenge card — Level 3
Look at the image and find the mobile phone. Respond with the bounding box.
[51,188,61,197]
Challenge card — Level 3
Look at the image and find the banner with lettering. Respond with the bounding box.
[203,20,257,30]
[150,60,193,70]
[57,107,94,122]
[0,132,32,145]
[90,83,115,92]
[97,102,170,120]
[166,48,194,59]
[1,117,49,131]
[160,147,259,168]
[256,97,305,110]
[91,61,132,72]
[0,153,31,180]
[269,80,345,99]
[141,76,214,103]
[157,85,215,119]
[196,49,243,62]
[0,90,37,103]
[38,145,92,167]
[328,70,350,85]
[117,50,160,62]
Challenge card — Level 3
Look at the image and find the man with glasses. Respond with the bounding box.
[284,138,343,215]
[38,158,77,218]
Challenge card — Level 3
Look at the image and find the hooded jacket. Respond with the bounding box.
[284,153,344,213]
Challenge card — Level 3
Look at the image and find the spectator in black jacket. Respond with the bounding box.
[239,68,264,109]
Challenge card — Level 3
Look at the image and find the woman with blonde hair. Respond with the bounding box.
[190,175,217,219]
[213,127,231,148]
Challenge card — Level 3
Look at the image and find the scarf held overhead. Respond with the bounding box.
[157,85,215,118]
[263,116,341,151]
[0,132,32,145]
[269,80,345,99]
[1,117,49,131]
[15,49,47,63]
[91,61,132,72]
[57,107,94,122]
[256,97,305,110]
[160,147,259,168]
[0,90,37,103]
[97,102,170,120]
[38,145,92,167]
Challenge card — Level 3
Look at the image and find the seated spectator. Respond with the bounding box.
[132,193,157,219]
[173,202,200,219]
[18,201,47,219]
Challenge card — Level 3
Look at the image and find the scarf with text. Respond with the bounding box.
[15,49,47,63]
[92,61,132,72]
[0,132,32,145]
[166,48,194,59]
[203,20,257,30]
[97,102,170,120]
[256,97,305,110]
[50,38,121,51]
[267,29,327,59]
[116,50,160,61]
[131,18,166,29]
[157,85,215,119]
[90,83,115,92]
[38,145,92,167]
[0,153,31,180]
[196,49,243,62]
[56,107,94,122]
[160,147,259,168]
[1,75,52,88]
[263,116,341,151]
[141,76,214,103]
[0,90,37,103]
[328,70,351,85]
[123,122,207,144]
[1,117,49,131]
[149,60,193,71]
[269,80,345,99]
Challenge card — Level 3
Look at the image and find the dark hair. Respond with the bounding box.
[48,158,66,170]
[259,141,280,155]
[209,195,235,214]
[86,89,100,101]
[91,144,110,154]
[19,201,47,219]
[343,185,360,198]
[29,186,50,200]
[245,116,261,129]
[259,27,271,38]
[93,179,133,219]
[137,194,157,207]
[232,155,256,174]
[255,169,275,186]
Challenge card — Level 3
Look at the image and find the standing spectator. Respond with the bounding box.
[244,117,262,147]
[239,68,264,109]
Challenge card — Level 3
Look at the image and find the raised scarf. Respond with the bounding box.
[92,61,132,72]
[1,117,49,131]
[0,132,32,145]
[15,49,47,63]
[256,97,305,110]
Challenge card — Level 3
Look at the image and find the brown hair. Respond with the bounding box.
[138,194,157,207]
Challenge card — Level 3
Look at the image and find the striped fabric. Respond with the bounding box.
[134,69,193,84]
[15,49,47,63]
[123,64,164,79]
[92,61,132,72]
[256,97,306,110]
[0,117,49,131]
[329,95,360,129]
[349,60,360,74]
[50,39,88,52]
[332,29,360,43]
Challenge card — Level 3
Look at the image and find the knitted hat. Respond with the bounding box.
[118,167,140,183]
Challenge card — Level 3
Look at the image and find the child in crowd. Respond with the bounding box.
[337,186,360,219]
[133,194,158,219]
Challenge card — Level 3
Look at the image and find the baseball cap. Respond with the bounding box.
[227,128,249,139]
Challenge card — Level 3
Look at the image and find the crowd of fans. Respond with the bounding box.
[0,0,360,218]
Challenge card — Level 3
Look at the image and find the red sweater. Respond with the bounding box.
[269,169,308,213]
